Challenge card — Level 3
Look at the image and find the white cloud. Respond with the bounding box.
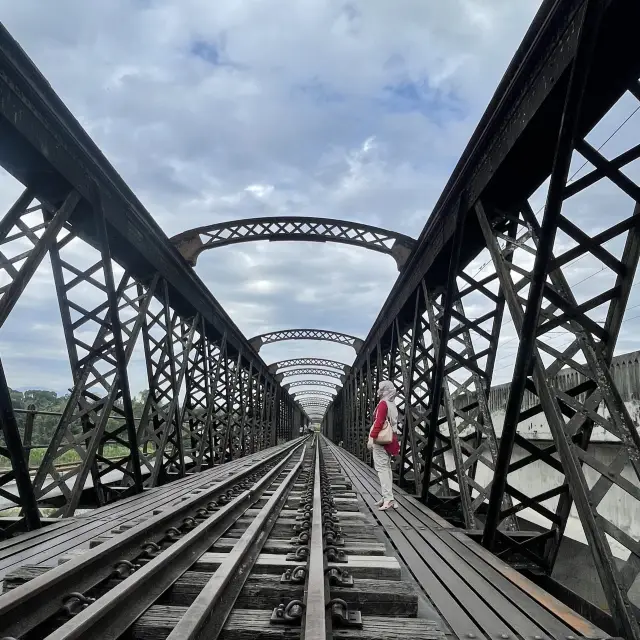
[0,0,572,406]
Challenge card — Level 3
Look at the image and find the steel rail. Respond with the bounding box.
[163,444,308,639]
[0,438,304,638]
[41,441,307,640]
[302,437,330,640]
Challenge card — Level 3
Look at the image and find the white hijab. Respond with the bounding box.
[378,380,399,433]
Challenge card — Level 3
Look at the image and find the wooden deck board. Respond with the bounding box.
[329,441,608,640]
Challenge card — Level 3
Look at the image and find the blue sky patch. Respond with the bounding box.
[293,79,345,105]
[190,40,220,65]
[380,79,466,123]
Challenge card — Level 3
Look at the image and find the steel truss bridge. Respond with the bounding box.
[1,1,640,638]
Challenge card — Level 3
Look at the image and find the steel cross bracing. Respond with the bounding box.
[0,27,308,530]
[321,1,640,636]
[250,329,364,353]
[171,216,416,270]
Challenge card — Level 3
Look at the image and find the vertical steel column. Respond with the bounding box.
[0,360,41,529]
[398,294,420,490]
[94,190,143,493]
[420,197,466,502]
[482,0,603,549]
[239,362,254,456]
[364,357,376,467]
[221,351,242,460]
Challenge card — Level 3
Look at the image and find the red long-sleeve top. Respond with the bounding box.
[370,400,400,456]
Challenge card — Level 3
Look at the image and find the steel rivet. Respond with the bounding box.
[467,634,476,639]
[501,635,509,639]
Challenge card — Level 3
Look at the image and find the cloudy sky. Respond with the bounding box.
[6,0,637,403]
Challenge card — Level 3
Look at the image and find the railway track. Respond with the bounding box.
[0,436,438,640]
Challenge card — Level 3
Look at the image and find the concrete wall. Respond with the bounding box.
[439,443,639,560]
[486,349,640,442]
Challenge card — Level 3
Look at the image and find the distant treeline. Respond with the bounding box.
[6,388,150,447]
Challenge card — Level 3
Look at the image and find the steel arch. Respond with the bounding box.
[171,216,416,271]
[300,404,330,412]
[250,329,363,353]
[300,406,330,413]
[298,397,331,406]
[280,368,344,382]
[268,358,351,374]
[284,379,341,392]
[293,391,335,400]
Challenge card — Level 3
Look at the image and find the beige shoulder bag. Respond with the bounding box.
[370,402,393,444]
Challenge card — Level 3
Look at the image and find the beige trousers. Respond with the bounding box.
[372,444,394,502]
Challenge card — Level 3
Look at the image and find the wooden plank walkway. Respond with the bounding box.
[327,438,610,640]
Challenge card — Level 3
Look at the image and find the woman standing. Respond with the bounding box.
[367,380,400,510]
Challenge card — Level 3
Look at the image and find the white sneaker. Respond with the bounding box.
[374,498,384,507]
[378,500,395,511]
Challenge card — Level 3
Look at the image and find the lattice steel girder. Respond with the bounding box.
[422,278,517,530]
[279,368,345,382]
[250,329,363,353]
[284,379,341,392]
[179,317,215,473]
[220,351,245,461]
[268,358,351,374]
[476,195,640,634]
[31,214,159,515]
[170,216,416,271]
[0,189,80,529]
[0,21,282,380]
[0,359,40,531]
[468,23,640,636]
[0,22,307,518]
[476,5,640,634]
[133,284,197,486]
[348,0,640,375]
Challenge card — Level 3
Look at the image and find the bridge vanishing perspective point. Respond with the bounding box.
[1,1,640,639]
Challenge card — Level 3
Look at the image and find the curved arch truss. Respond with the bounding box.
[171,216,416,271]
[294,390,335,399]
[299,403,330,412]
[280,368,344,382]
[250,329,363,353]
[284,379,340,392]
[268,358,350,374]
[298,395,331,404]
